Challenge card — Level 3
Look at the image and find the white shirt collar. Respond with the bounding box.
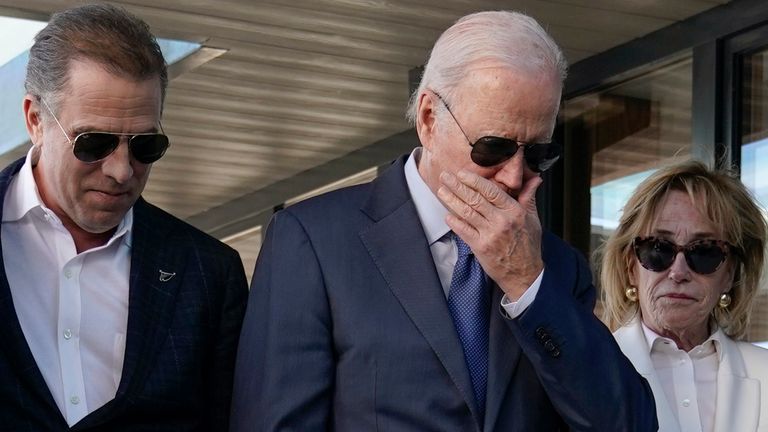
[3,149,44,223]
[641,319,723,361]
[404,147,451,245]
[3,148,133,247]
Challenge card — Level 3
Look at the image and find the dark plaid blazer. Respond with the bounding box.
[0,158,249,431]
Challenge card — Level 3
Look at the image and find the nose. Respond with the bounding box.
[491,149,527,194]
[667,252,692,283]
[100,138,134,184]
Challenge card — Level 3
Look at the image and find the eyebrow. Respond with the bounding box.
[651,229,720,240]
[69,125,160,136]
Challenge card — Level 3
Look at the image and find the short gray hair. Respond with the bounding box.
[406,10,567,124]
[25,3,167,113]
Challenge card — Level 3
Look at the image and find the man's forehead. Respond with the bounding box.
[57,62,160,107]
[453,66,560,100]
[453,70,560,110]
[50,66,163,133]
[62,59,162,96]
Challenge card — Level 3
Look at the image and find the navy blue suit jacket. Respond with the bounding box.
[231,155,657,431]
[0,158,249,431]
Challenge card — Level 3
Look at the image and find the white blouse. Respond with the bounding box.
[642,322,721,432]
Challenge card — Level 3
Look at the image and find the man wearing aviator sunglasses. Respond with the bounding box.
[232,10,656,432]
[431,91,562,173]
[0,4,247,431]
[41,98,170,165]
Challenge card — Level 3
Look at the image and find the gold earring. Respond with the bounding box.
[718,292,732,308]
[625,287,638,302]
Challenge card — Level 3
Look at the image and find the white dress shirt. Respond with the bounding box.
[403,148,542,318]
[642,322,721,432]
[2,152,132,426]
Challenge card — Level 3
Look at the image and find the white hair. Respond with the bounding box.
[406,10,567,125]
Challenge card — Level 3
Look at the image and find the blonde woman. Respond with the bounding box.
[601,160,768,432]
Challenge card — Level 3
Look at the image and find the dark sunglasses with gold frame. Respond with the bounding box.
[41,98,169,164]
[431,90,562,172]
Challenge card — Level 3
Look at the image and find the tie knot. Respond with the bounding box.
[452,233,473,257]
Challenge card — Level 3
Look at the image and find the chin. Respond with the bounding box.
[659,315,702,331]
[77,218,123,234]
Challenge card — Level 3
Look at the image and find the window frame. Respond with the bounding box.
[557,0,768,253]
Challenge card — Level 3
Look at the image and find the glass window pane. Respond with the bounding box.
[740,48,768,343]
[562,57,693,264]
[0,15,201,155]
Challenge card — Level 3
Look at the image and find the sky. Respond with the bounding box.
[0,16,47,67]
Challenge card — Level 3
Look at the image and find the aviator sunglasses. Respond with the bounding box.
[42,99,169,164]
[432,91,562,172]
[633,236,734,275]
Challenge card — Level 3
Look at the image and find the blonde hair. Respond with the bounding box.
[600,160,767,339]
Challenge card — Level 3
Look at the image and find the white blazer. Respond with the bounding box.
[614,318,768,432]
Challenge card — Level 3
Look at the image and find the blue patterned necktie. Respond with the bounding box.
[447,233,490,416]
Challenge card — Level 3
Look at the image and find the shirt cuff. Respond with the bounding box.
[500,268,544,319]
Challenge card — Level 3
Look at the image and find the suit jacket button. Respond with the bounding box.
[535,327,548,340]
[543,340,561,357]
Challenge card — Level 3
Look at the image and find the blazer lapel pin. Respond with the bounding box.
[159,270,176,282]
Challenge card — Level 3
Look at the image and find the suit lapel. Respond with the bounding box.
[119,199,184,395]
[713,337,759,432]
[0,160,186,429]
[614,320,680,432]
[0,158,65,423]
[73,199,183,427]
[359,156,482,428]
[73,199,185,428]
[483,287,522,431]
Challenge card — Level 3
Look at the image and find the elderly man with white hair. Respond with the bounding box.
[232,10,658,432]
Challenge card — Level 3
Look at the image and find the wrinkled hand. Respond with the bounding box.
[437,170,544,301]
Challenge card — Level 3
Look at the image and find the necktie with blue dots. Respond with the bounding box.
[447,233,490,416]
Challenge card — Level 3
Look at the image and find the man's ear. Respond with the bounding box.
[23,95,45,147]
[415,91,438,151]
